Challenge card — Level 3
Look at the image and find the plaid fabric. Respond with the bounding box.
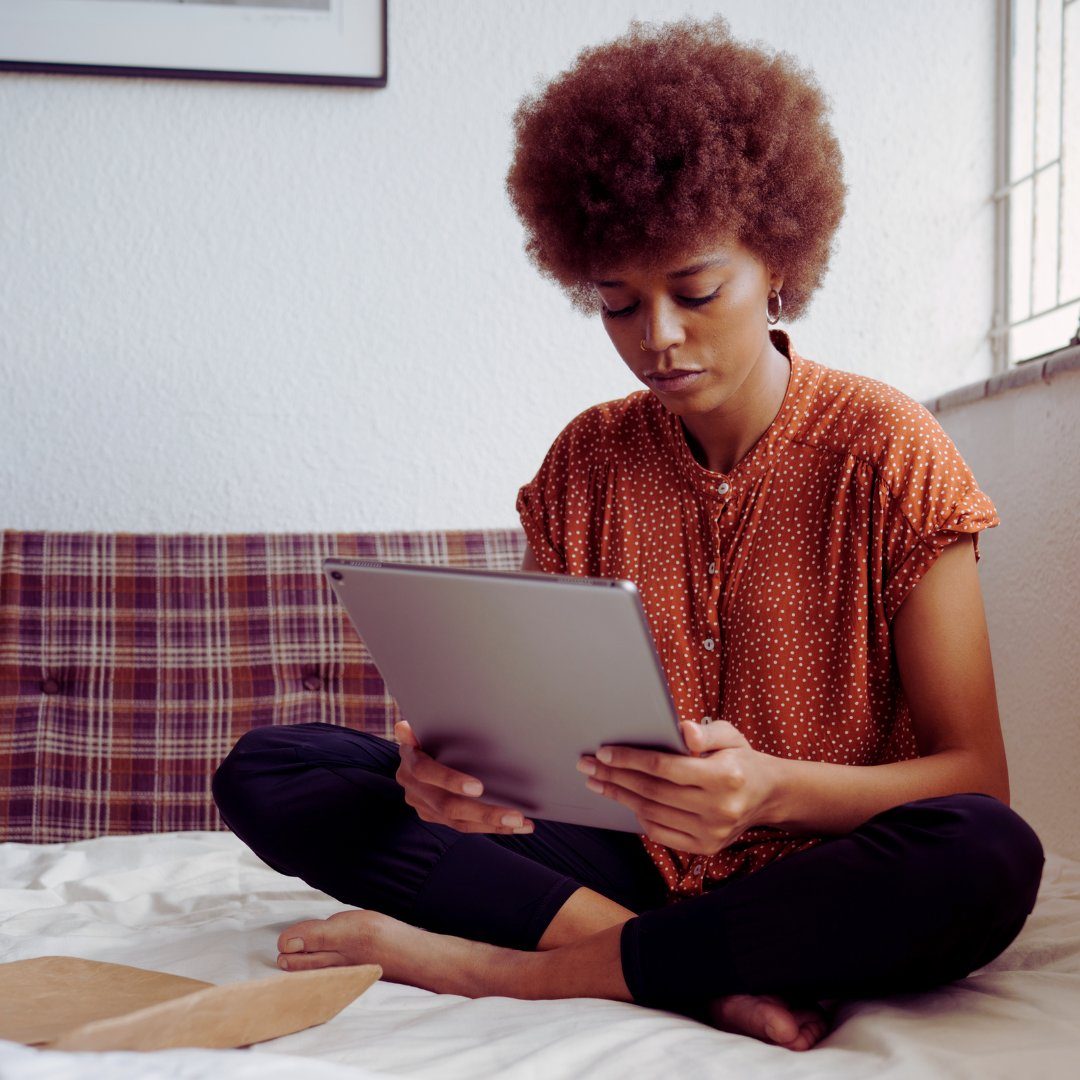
[0,529,526,843]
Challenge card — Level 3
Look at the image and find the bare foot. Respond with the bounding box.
[278,910,833,1049]
[706,993,832,1051]
[276,909,510,998]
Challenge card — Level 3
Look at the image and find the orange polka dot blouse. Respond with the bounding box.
[516,328,1000,899]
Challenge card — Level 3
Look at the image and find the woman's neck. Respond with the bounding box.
[679,340,791,475]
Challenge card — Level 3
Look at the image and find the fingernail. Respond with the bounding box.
[463,781,483,796]
[501,813,524,827]
[597,748,612,764]
[577,759,596,776]
[283,937,304,953]
[586,778,604,793]
[513,823,534,833]
[278,956,289,970]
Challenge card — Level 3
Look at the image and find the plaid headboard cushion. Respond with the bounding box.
[0,529,526,843]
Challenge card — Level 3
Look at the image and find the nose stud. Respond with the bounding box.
[639,340,649,351]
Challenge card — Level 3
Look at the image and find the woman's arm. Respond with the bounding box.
[762,533,1011,834]
[561,533,1011,849]
[584,535,1011,852]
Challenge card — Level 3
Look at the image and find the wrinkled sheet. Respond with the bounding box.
[1,831,1078,1079]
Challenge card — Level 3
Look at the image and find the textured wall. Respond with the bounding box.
[0,0,996,532]
[935,367,1080,861]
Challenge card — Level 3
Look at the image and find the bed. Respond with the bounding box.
[2,831,1079,1078]
[2,529,1079,1078]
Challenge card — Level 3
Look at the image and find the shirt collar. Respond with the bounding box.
[657,328,808,498]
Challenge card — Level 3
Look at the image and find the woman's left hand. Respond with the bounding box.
[577,720,779,855]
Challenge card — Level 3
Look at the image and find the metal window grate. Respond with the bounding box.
[992,0,1080,368]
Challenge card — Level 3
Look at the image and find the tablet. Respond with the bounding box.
[322,557,689,833]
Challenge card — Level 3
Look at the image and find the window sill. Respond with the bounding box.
[923,342,1080,414]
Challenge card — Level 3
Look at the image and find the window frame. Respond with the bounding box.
[992,0,1080,370]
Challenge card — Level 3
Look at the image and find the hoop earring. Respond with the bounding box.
[766,289,782,326]
[639,340,649,351]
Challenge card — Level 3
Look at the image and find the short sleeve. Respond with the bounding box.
[516,409,598,575]
[875,409,1000,624]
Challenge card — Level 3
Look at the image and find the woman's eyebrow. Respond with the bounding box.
[593,257,730,288]
[668,257,731,279]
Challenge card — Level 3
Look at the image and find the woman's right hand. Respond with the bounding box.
[393,720,535,835]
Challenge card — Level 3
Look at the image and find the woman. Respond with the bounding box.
[212,17,1044,1052]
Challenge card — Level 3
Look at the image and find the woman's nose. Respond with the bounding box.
[640,300,686,353]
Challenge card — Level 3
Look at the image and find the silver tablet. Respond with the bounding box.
[322,557,689,833]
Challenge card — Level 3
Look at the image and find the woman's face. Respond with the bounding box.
[592,236,782,418]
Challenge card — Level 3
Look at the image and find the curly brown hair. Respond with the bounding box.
[505,16,847,320]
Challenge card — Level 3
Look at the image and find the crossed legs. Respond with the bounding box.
[214,723,1044,1053]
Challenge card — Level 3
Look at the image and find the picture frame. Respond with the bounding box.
[0,0,387,88]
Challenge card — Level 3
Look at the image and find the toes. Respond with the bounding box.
[708,993,830,1051]
[746,996,797,1044]
[278,949,346,972]
[277,919,331,955]
[783,1012,830,1051]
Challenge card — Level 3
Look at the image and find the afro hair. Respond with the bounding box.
[506,15,847,320]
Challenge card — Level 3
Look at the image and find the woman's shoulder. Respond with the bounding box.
[541,388,658,458]
[798,357,961,485]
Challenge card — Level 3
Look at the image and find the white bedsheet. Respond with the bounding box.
[1,831,1078,1079]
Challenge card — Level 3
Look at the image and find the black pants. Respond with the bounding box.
[212,722,1045,1015]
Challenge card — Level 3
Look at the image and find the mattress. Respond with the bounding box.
[1,831,1078,1079]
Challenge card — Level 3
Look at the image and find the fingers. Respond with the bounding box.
[635,815,707,852]
[578,755,699,815]
[393,719,420,748]
[394,725,491,805]
[428,788,535,834]
[396,744,533,834]
[680,718,748,753]
[407,743,487,799]
[577,756,711,850]
[451,814,535,835]
[585,742,696,785]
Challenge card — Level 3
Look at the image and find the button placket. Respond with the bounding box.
[704,486,728,724]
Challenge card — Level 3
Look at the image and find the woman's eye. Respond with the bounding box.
[601,285,720,319]
[677,287,722,307]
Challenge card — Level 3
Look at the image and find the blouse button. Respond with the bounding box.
[302,673,324,691]
[708,562,717,575]
[717,482,731,495]
[41,677,61,695]
[703,638,715,651]
[701,715,712,724]
[692,862,705,876]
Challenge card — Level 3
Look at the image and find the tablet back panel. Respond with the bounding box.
[323,559,686,832]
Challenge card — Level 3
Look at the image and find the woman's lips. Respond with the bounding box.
[645,370,705,393]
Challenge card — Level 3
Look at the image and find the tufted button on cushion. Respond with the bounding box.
[41,677,61,695]
[302,673,324,692]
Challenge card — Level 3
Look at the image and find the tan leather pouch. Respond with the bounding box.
[0,955,381,1051]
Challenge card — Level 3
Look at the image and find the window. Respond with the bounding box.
[993,0,1080,367]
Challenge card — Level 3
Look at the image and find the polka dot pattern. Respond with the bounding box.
[516,328,1000,898]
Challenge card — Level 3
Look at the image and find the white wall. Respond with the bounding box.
[934,363,1080,862]
[0,0,997,533]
